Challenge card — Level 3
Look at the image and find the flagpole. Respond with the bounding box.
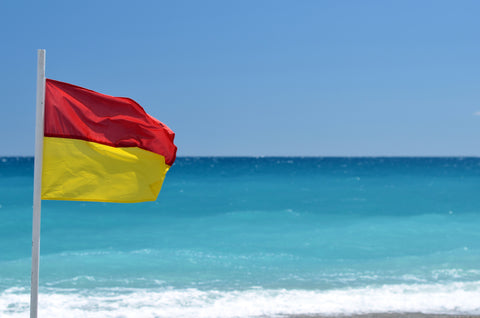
[31,49,46,318]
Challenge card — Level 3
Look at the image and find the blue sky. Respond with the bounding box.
[1,0,480,156]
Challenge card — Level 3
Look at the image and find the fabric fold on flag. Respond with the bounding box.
[42,79,177,203]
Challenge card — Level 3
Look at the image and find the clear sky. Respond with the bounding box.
[1,0,480,157]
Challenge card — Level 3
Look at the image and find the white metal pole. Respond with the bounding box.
[31,49,46,318]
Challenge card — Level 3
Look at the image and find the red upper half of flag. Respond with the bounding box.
[45,79,177,166]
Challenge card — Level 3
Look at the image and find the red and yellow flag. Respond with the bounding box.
[42,79,177,203]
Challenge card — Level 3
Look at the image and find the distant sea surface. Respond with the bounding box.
[1,157,480,317]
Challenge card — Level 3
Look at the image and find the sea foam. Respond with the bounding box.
[2,282,480,318]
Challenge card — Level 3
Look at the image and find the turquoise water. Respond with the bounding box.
[1,157,480,317]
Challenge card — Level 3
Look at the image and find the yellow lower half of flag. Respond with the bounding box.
[41,137,170,203]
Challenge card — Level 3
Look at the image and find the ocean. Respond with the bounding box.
[1,157,480,317]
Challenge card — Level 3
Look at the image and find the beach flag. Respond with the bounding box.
[42,79,177,202]
[30,49,176,318]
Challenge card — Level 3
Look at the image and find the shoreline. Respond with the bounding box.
[285,314,480,318]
